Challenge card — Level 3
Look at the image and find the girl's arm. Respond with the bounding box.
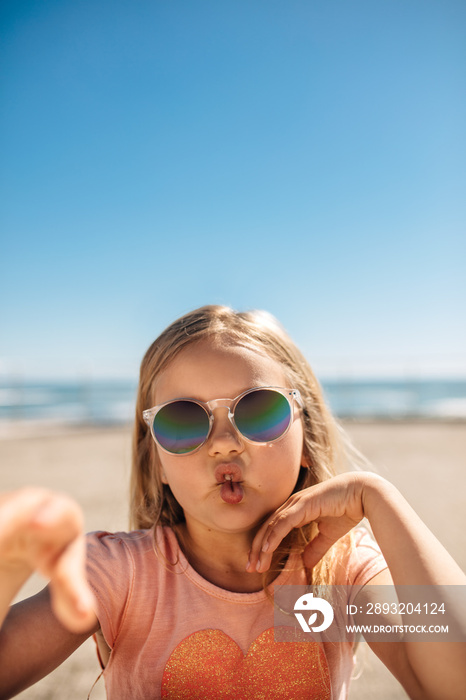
[0,587,98,698]
[0,489,98,698]
[248,472,466,700]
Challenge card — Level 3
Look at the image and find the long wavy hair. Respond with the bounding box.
[130,305,361,585]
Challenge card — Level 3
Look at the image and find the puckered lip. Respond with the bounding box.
[214,462,244,484]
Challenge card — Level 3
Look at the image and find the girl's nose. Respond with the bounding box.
[207,409,244,456]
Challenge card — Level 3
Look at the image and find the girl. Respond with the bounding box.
[0,305,465,700]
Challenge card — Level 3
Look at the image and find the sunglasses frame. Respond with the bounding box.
[143,386,303,456]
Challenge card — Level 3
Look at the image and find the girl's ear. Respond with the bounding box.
[300,450,311,470]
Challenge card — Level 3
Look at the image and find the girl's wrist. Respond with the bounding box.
[359,471,399,520]
[0,560,34,628]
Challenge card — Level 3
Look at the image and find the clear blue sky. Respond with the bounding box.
[1,0,465,379]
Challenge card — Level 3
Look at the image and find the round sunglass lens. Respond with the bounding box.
[235,390,291,443]
[153,401,209,454]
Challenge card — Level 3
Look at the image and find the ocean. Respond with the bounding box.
[1,377,465,429]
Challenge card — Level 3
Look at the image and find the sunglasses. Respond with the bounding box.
[143,386,303,455]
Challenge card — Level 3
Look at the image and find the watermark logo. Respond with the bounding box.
[275,585,466,643]
[293,592,334,633]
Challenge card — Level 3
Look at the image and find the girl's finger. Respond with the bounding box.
[247,507,283,571]
[0,489,83,562]
[248,501,312,573]
[0,488,51,548]
[48,535,97,633]
[18,495,86,588]
[301,531,337,571]
[262,501,315,552]
[30,491,83,534]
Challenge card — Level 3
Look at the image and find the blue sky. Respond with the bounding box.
[1,0,465,380]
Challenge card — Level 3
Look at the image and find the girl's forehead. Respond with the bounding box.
[154,339,287,402]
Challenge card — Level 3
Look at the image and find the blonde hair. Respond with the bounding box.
[130,305,360,585]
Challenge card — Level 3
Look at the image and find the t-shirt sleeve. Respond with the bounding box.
[86,531,135,649]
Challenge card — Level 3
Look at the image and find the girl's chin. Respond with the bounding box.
[182,493,281,537]
[204,509,272,537]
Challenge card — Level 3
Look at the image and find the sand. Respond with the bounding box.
[1,420,465,699]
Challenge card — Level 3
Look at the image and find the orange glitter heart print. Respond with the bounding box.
[161,628,331,699]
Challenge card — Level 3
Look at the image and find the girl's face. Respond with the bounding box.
[154,339,305,541]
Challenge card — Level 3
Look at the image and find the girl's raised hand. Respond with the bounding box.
[247,472,369,573]
[0,488,96,633]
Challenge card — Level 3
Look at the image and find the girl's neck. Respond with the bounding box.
[174,522,266,593]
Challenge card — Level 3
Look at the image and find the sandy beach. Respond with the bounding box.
[1,420,465,699]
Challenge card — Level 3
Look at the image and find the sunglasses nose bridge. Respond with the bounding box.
[205,397,235,414]
[204,398,241,442]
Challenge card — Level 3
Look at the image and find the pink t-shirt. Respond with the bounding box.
[86,527,387,700]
